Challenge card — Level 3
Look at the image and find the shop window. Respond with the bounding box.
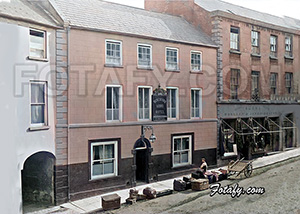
[91,141,118,179]
[172,135,192,167]
[223,129,237,157]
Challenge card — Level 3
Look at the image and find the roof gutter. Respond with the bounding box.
[69,25,218,49]
[210,10,300,35]
[0,12,62,29]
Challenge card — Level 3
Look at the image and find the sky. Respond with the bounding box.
[105,0,300,20]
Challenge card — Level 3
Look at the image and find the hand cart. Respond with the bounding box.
[227,157,253,178]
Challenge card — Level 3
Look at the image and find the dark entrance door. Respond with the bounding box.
[136,148,147,182]
[133,138,152,185]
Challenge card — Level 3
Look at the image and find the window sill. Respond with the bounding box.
[27,56,48,62]
[90,174,119,182]
[137,66,153,71]
[190,70,203,74]
[28,126,50,132]
[269,55,278,60]
[104,64,124,68]
[172,163,192,169]
[284,55,294,60]
[229,50,241,55]
[165,69,180,72]
[251,53,261,58]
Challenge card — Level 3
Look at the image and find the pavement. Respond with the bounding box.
[28,147,300,214]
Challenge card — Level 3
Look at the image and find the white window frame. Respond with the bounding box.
[165,47,179,71]
[105,39,122,66]
[90,141,118,180]
[190,51,202,72]
[270,73,278,95]
[29,81,48,127]
[29,28,47,60]
[191,88,202,119]
[167,87,179,120]
[285,35,293,57]
[172,135,192,168]
[137,86,152,121]
[105,85,122,122]
[137,43,152,69]
[285,73,293,94]
[230,27,239,51]
[270,35,277,57]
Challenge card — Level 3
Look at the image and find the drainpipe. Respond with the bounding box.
[67,24,71,201]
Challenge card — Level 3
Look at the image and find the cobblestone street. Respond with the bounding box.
[105,158,300,214]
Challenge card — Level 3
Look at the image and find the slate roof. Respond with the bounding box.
[51,0,216,47]
[0,0,59,27]
[195,0,300,30]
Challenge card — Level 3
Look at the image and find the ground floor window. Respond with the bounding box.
[172,135,192,167]
[91,141,118,179]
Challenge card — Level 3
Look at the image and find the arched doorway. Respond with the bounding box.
[132,138,153,185]
[22,152,55,211]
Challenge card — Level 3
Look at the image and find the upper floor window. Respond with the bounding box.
[29,29,46,59]
[91,141,118,179]
[230,27,239,51]
[30,81,47,127]
[138,86,151,120]
[285,35,293,57]
[251,71,260,100]
[191,51,202,72]
[251,31,260,55]
[191,88,202,118]
[270,35,278,58]
[270,73,278,95]
[230,69,240,100]
[285,73,293,94]
[106,85,122,121]
[138,44,152,68]
[166,47,179,71]
[106,40,122,66]
[167,88,178,119]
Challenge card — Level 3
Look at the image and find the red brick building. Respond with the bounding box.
[145,0,300,162]
[51,0,218,201]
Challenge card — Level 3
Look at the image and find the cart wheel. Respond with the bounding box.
[244,163,253,178]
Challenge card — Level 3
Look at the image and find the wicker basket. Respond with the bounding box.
[191,179,209,191]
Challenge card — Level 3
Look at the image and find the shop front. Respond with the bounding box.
[218,103,299,160]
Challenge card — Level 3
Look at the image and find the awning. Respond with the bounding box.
[221,116,297,136]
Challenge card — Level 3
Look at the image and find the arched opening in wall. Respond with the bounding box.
[22,152,55,213]
[132,138,152,184]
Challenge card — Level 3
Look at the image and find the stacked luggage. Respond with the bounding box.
[173,168,228,192]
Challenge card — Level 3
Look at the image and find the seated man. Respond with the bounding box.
[200,158,208,172]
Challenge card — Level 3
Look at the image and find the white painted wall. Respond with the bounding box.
[0,22,56,214]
